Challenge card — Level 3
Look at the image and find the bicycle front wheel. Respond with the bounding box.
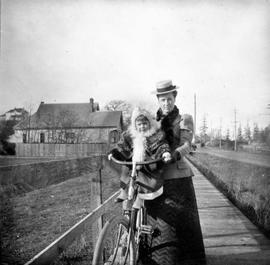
[92,215,136,265]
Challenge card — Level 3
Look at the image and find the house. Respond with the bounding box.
[0,108,28,122]
[13,98,123,146]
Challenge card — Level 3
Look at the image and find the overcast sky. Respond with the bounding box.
[0,0,269,136]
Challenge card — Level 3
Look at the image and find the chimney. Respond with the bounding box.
[90,98,94,112]
[41,101,44,104]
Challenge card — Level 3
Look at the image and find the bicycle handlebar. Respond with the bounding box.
[108,154,163,166]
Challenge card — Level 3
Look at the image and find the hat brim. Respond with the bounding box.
[151,86,179,95]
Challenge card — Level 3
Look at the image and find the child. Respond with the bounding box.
[109,107,171,204]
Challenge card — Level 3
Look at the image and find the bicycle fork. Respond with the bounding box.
[137,207,153,236]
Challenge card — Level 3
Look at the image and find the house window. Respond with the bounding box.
[58,133,63,143]
[65,132,75,144]
[109,130,119,144]
[40,133,45,143]
[23,133,27,143]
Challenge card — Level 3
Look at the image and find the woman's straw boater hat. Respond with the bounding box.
[151,80,179,95]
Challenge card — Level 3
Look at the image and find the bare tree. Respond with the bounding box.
[43,110,79,143]
[253,123,260,143]
[58,110,78,143]
[226,129,230,141]
[237,124,243,142]
[23,102,34,143]
[104,99,133,129]
[199,115,208,144]
[244,122,251,144]
[104,100,127,111]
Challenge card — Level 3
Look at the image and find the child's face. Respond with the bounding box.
[135,119,150,133]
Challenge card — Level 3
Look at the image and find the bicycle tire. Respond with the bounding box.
[133,207,152,265]
[133,208,141,264]
[92,215,136,265]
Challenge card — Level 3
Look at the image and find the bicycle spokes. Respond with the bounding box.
[93,216,135,265]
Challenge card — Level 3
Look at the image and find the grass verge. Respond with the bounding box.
[0,165,119,264]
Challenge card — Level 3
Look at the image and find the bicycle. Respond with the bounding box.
[92,155,165,265]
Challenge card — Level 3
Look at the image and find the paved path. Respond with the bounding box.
[197,147,270,168]
[188,160,270,265]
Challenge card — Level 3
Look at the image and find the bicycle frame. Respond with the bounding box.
[109,155,162,212]
[92,155,164,265]
[110,156,163,263]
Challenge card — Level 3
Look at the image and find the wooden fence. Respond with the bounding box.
[0,154,124,264]
[22,155,121,265]
[16,143,109,157]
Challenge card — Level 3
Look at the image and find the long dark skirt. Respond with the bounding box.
[144,177,206,265]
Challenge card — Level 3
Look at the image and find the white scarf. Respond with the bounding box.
[132,133,147,163]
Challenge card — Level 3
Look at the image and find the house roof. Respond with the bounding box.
[15,102,122,129]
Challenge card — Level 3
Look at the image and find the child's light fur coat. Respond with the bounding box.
[110,107,170,192]
[129,107,160,164]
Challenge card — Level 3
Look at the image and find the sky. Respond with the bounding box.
[0,0,270,137]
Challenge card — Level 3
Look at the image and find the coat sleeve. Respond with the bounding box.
[110,131,133,160]
[151,130,171,159]
[175,114,194,157]
[107,132,132,175]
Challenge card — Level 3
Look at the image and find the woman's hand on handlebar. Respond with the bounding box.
[162,152,172,163]
[172,150,181,162]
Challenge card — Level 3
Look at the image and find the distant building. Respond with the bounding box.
[13,98,123,145]
[0,108,28,122]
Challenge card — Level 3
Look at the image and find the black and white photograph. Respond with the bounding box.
[0,0,270,264]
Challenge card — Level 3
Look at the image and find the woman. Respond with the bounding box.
[145,80,206,265]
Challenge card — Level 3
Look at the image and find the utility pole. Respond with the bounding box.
[219,118,222,149]
[28,109,31,143]
[0,0,2,56]
[210,120,213,145]
[194,93,196,140]
[234,108,238,151]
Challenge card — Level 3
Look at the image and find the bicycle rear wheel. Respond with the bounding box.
[92,215,136,265]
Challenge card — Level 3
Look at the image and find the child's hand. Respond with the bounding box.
[136,165,142,170]
[162,152,171,163]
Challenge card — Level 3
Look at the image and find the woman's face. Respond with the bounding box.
[157,92,176,115]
